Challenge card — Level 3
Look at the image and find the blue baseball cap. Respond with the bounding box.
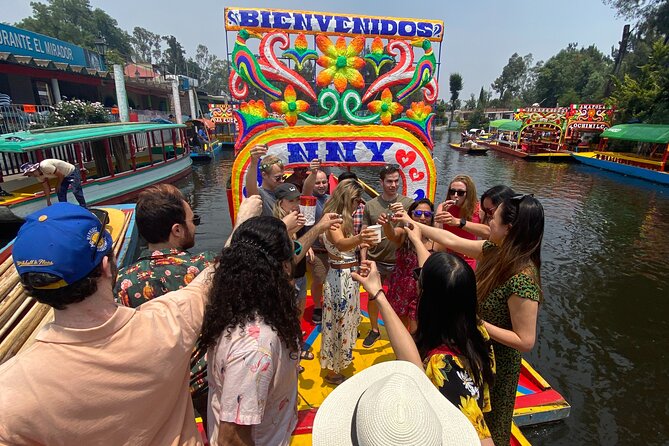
[13,203,113,289]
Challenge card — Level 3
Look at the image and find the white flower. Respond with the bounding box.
[456,370,480,399]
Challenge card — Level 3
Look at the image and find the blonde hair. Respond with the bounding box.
[323,179,363,236]
[449,174,478,220]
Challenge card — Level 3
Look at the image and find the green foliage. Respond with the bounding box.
[491,53,537,106]
[464,94,477,110]
[131,27,162,64]
[16,0,132,61]
[46,100,111,127]
[533,44,612,107]
[449,73,463,123]
[466,108,488,129]
[608,39,669,123]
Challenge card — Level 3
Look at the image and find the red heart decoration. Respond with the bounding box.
[395,149,416,167]
[409,168,425,181]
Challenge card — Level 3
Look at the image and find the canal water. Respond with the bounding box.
[175,130,669,445]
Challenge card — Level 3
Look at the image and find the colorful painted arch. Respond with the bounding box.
[229,125,436,222]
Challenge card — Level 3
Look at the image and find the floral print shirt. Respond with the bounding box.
[423,325,496,440]
[114,248,216,397]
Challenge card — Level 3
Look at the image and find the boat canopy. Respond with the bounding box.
[0,122,186,153]
[601,124,669,144]
[489,119,514,128]
[498,120,523,132]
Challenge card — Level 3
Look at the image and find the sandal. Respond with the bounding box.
[300,350,314,360]
[324,374,346,385]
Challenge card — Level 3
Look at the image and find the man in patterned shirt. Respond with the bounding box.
[114,183,215,424]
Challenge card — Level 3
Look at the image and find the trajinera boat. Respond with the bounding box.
[571,124,669,185]
[0,122,192,233]
[186,118,224,161]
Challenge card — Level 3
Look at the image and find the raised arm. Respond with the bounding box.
[397,214,485,260]
[244,145,267,197]
[378,212,404,245]
[225,195,263,247]
[295,212,343,263]
[326,226,377,253]
[352,261,422,368]
[301,159,320,196]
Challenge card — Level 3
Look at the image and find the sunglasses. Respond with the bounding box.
[412,267,422,281]
[483,206,498,217]
[259,159,284,172]
[90,209,110,262]
[412,210,433,218]
[381,163,400,171]
[449,189,467,197]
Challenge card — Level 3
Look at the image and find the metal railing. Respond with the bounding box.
[0,104,171,134]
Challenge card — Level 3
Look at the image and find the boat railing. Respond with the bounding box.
[1,126,188,182]
[595,152,664,170]
[0,104,173,135]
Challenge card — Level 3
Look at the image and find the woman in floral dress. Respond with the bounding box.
[378,198,442,333]
[352,248,496,444]
[396,194,545,446]
[319,179,377,385]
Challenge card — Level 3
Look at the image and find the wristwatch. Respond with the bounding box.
[458,218,466,229]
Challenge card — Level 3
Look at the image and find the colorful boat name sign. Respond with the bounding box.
[229,125,436,221]
[224,7,444,41]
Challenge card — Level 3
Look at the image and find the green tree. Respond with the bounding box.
[464,94,477,110]
[467,107,488,129]
[491,53,534,105]
[195,44,218,86]
[17,0,132,62]
[608,39,669,122]
[533,43,612,107]
[161,35,187,75]
[449,73,463,124]
[204,59,231,96]
[477,87,491,109]
[131,27,161,64]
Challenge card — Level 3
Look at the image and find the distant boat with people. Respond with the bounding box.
[571,124,669,185]
[0,122,192,230]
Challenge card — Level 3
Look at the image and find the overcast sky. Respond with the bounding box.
[5,0,629,101]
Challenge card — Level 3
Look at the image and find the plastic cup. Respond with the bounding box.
[367,224,383,244]
[300,195,317,226]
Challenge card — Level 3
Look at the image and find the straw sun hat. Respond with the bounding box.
[313,360,479,446]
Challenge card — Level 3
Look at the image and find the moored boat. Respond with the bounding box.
[0,122,192,229]
[571,124,669,185]
[186,118,224,161]
[449,141,489,155]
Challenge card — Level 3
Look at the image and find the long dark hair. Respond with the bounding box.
[476,195,544,302]
[480,185,515,224]
[201,216,301,353]
[414,252,494,388]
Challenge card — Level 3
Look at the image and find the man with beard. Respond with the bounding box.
[114,183,216,423]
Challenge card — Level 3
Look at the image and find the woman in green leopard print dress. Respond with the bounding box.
[398,193,544,445]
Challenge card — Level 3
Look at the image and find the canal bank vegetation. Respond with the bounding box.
[456,0,668,126]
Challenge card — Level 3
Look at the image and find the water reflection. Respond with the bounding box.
[176,131,669,445]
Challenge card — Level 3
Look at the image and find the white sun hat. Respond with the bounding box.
[313,360,480,446]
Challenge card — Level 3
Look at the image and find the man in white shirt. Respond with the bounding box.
[21,159,86,207]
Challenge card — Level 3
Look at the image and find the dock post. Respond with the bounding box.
[113,64,130,122]
[171,80,183,124]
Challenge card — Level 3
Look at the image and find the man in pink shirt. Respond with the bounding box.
[0,198,261,445]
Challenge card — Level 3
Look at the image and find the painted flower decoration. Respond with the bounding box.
[364,37,394,76]
[406,102,433,122]
[283,33,318,71]
[316,35,366,93]
[270,85,310,126]
[368,88,403,125]
[240,100,270,118]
